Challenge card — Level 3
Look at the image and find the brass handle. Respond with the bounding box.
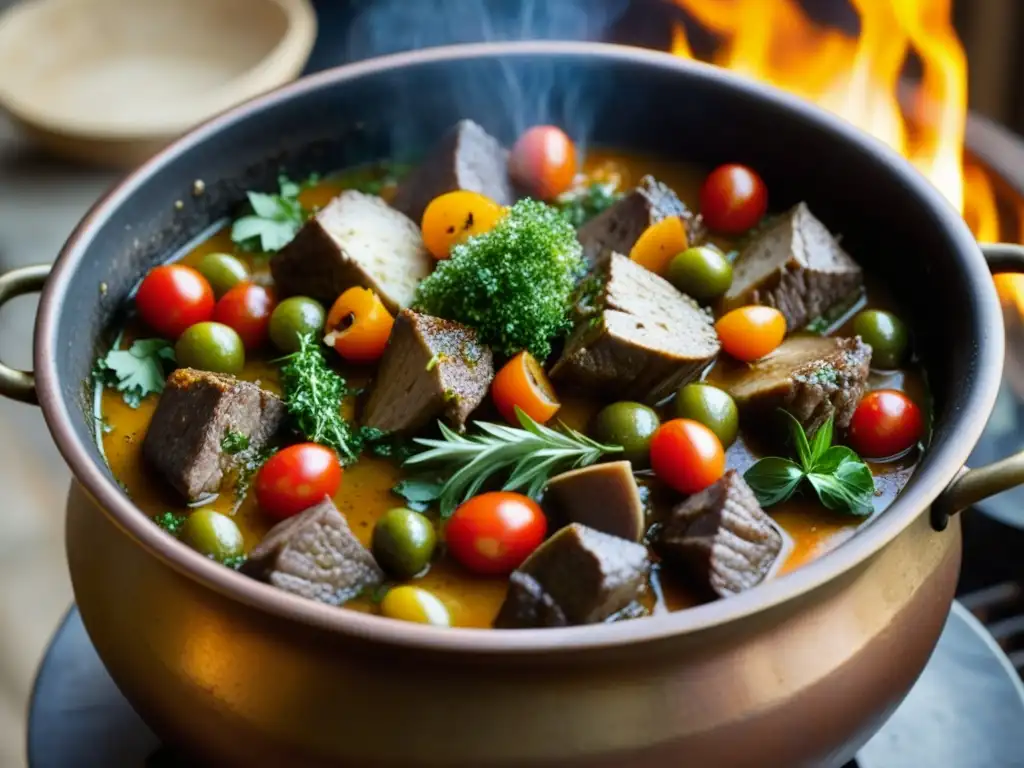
[931,243,1024,530]
[0,264,50,405]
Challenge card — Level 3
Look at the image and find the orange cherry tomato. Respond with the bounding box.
[508,125,577,200]
[135,264,215,339]
[420,190,504,260]
[715,305,787,362]
[700,163,768,234]
[446,492,547,575]
[491,351,561,425]
[324,287,395,364]
[649,419,725,495]
[629,216,689,275]
[255,443,343,521]
[213,282,276,350]
[847,389,924,459]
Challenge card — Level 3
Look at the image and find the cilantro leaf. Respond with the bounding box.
[94,338,176,408]
[221,430,250,455]
[230,174,316,254]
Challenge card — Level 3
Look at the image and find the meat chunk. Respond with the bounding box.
[270,191,431,313]
[652,470,783,598]
[362,309,494,433]
[722,203,863,331]
[143,368,285,502]
[716,335,872,433]
[243,497,384,605]
[494,523,649,629]
[391,120,516,223]
[544,461,646,542]
[550,252,720,403]
[576,175,701,264]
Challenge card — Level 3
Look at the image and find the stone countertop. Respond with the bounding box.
[0,113,118,768]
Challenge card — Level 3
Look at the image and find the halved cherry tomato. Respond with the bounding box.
[715,305,786,362]
[255,443,343,521]
[508,125,577,200]
[491,351,560,425]
[700,163,768,234]
[847,389,923,459]
[421,191,503,260]
[650,418,725,495]
[135,264,215,339]
[629,216,688,275]
[323,287,394,364]
[446,492,547,575]
[212,282,276,350]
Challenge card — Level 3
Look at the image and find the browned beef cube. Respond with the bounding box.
[242,497,384,606]
[391,120,516,223]
[576,175,702,264]
[721,203,863,331]
[550,252,720,403]
[362,309,494,434]
[142,368,285,502]
[270,191,431,313]
[716,335,872,433]
[653,470,783,598]
[494,523,649,629]
[544,461,646,542]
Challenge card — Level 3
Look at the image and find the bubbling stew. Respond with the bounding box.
[95,120,926,629]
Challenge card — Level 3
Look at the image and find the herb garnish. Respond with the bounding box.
[233,444,278,509]
[93,338,176,408]
[223,554,248,570]
[154,511,187,537]
[744,412,875,516]
[221,430,250,455]
[555,181,623,227]
[401,407,622,517]
[231,173,318,253]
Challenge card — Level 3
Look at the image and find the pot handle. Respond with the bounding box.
[932,243,1024,530]
[0,264,50,405]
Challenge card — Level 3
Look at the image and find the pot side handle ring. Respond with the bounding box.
[932,243,1024,530]
[0,264,50,405]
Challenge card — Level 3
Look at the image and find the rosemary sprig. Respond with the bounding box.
[402,408,623,518]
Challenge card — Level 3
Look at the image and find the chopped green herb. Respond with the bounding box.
[555,182,623,227]
[222,554,248,570]
[362,427,415,462]
[231,174,317,253]
[154,511,188,537]
[221,430,250,455]
[233,444,278,508]
[93,338,176,408]
[425,352,444,371]
[347,162,410,196]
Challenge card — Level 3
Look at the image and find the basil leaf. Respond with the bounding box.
[807,455,875,516]
[781,410,813,469]
[812,444,859,474]
[808,416,834,468]
[744,457,805,507]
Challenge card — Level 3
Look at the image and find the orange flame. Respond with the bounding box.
[669,0,1020,305]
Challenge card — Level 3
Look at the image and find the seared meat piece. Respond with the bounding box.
[722,203,863,331]
[544,461,646,542]
[550,252,720,403]
[576,175,701,264]
[494,523,649,629]
[243,497,384,606]
[391,120,516,223]
[362,309,494,433]
[270,191,431,313]
[653,470,783,598]
[143,368,285,502]
[717,335,872,433]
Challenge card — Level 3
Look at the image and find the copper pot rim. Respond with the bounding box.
[35,41,1000,654]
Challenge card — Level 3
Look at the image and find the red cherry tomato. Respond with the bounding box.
[847,390,923,459]
[699,163,768,234]
[446,492,547,575]
[135,264,215,339]
[508,125,577,200]
[650,418,725,494]
[213,282,276,350]
[255,443,343,521]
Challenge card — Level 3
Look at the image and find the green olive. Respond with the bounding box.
[175,321,245,374]
[590,402,661,467]
[853,309,909,369]
[673,383,739,447]
[371,508,437,579]
[181,508,244,562]
[380,585,451,627]
[667,246,733,302]
[269,296,327,353]
[196,252,249,298]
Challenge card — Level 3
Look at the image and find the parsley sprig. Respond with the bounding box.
[231,174,317,253]
[555,181,623,227]
[399,407,623,518]
[93,338,176,408]
[744,412,875,516]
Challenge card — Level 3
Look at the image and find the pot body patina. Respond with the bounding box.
[4,42,1021,767]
